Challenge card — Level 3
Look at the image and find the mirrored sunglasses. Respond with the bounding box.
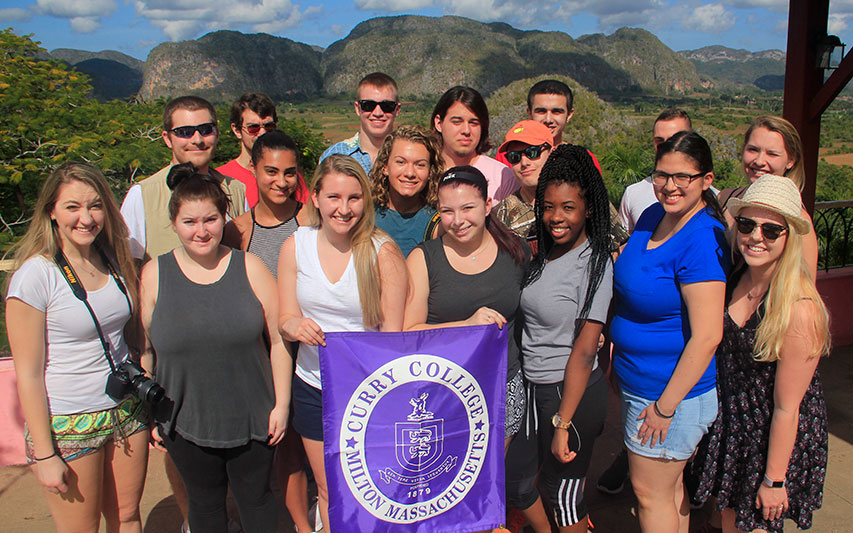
[243,121,277,135]
[505,143,550,165]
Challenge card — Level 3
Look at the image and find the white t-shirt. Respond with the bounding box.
[7,256,132,414]
[618,177,657,234]
[120,182,249,260]
[618,177,720,233]
[473,154,519,203]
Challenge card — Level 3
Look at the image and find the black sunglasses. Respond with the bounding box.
[243,121,276,135]
[169,122,217,139]
[357,99,398,113]
[505,143,550,165]
[734,216,788,241]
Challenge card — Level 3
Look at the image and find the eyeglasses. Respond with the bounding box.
[505,143,550,165]
[242,121,276,135]
[651,170,705,188]
[734,216,788,241]
[169,122,217,139]
[357,99,398,113]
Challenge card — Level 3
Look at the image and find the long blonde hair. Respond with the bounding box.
[743,115,805,191]
[752,230,830,361]
[304,154,385,328]
[369,125,444,209]
[8,162,141,348]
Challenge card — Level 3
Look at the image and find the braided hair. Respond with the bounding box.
[524,144,612,320]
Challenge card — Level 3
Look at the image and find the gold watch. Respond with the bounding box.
[551,413,572,430]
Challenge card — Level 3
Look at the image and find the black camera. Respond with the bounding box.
[105,359,166,406]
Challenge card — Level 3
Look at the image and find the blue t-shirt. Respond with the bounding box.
[374,204,438,258]
[610,203,729,400]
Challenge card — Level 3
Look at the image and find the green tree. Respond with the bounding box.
[0,28,95,233]
[599,144,653,205]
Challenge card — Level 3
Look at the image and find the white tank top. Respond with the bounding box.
[293,226,384,388]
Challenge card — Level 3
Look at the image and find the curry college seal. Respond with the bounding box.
[339,354,490,524]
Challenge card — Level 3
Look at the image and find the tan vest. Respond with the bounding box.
[139,166,247,260]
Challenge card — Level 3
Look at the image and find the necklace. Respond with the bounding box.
[746,288,765,301]
[69,256,98,277]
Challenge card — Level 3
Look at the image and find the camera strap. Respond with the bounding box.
[53,245,132,375]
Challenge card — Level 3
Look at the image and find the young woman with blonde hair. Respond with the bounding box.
[368,124,444,256]
[694,174,830,533]
[718,115,818,276]
[6,162,149,532]
[278,154,408,532]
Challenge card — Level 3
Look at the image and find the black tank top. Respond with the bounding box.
[419,237,524,381]
[150,250,274,447]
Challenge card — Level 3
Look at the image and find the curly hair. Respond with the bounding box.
[524,144,612,320]
[369,125,444,210]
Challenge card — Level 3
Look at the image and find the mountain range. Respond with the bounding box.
[45,15,788,102]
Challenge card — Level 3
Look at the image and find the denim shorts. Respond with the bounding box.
[292,375,323,442]
[621,388,717,461]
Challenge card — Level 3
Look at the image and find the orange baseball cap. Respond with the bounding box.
[498,120,554,153]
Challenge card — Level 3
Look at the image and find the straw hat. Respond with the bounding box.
[727,174,810,234]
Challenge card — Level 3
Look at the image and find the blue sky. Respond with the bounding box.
[1,0,852,61]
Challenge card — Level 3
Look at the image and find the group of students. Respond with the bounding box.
[4,75,830,533]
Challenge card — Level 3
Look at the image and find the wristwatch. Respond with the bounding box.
[763,474,785,488]
[551,413,572,430]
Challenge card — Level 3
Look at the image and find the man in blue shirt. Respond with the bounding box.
[319,72,400,173]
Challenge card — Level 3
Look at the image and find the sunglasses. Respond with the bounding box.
[357,99,398,113]
[243,121,276,135]
[505,143,550,165]
[169,122,217,139]
[734,216,788,241]
[651,170,705,188]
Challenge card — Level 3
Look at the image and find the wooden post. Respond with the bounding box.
[782,0,828,215]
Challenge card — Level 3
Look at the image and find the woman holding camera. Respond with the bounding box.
[6,162,149,532]
[140,164,292,533]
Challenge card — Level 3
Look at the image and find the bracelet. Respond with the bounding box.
[653,400,675,419]
[33,451,57,462]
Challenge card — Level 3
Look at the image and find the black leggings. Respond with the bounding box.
[164,431,276,533]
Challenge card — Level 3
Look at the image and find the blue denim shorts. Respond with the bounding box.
[620,388,717,461]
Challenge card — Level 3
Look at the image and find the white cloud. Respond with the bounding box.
[356,0,433,10]
[34,0,116,33]
[684,3,735,32]
[134,0,308,40]
[36,0,117,18]
[828,14,849,35]
[0,8,32,21]
[70,17,100,33]
[722,0,786,10]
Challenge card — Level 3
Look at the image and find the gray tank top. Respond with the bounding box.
[247,204,301,278]
[419,237,524,382]
[150,250,274,447]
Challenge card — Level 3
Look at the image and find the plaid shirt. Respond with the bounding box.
[319,132,373,173]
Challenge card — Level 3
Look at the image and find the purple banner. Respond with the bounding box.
[320,325,507,533]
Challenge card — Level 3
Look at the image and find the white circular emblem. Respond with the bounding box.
[338,354,490,523]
